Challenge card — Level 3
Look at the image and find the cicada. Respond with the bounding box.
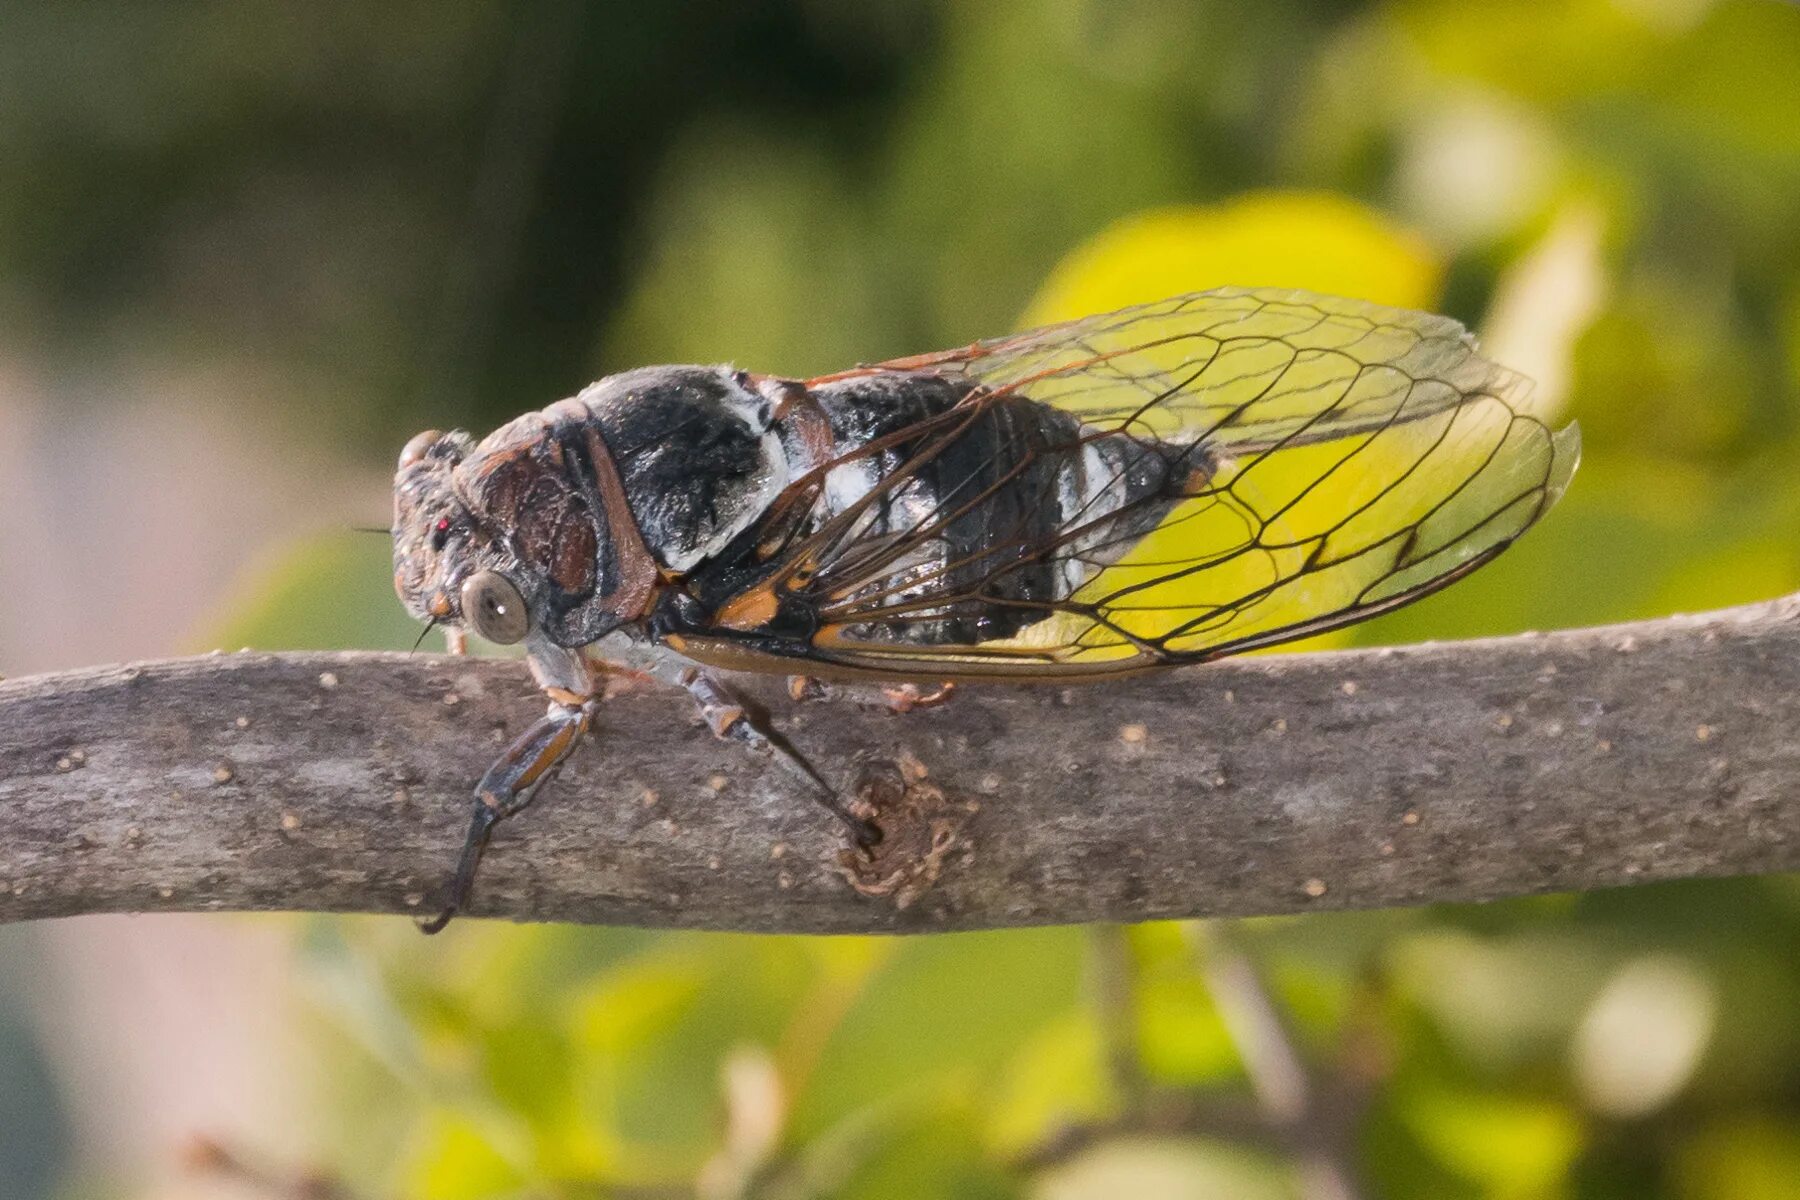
[393,287,1579,929]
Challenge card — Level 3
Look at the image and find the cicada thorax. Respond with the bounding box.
[441,365,797,650]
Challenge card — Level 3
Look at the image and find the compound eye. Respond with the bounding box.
[461,570,529,644]
[399,429,446,469]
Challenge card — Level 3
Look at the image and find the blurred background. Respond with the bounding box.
[2,0,1798,1196]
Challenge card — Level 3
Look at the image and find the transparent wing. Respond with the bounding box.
[785,287,1579,678]
[858,287,1535,450]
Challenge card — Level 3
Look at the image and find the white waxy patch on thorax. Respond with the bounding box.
[659,375,791,571]
[715,369,775,433]
[824,458,878,513]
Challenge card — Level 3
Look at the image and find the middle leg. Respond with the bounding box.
[681,667,881,847]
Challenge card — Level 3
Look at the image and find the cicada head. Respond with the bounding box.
[392,429,473,621]
[393,410,665,649]
[391,428,536,646]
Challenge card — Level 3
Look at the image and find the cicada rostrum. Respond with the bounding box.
[393,287,1580,930]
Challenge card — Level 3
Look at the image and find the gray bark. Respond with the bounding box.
[2,597,1796,931]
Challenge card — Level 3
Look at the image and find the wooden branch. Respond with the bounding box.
[3,596,1797,931]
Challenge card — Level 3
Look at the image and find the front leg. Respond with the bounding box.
[419,643,596,933]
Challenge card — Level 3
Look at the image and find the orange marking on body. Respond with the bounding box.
[716,585,780,631]
[811,624,848,648]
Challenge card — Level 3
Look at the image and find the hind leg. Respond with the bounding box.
[879,681,957,713]
[786,674,958,715]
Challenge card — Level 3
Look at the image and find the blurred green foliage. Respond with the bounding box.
[7,0,1800,1196]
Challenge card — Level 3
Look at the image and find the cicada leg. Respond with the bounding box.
[786,673,829,703]
[680,667,882,848]
[419,644,596,934]
[784,673,958,715]
[421,647,881,933]
[879,681,957,714]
